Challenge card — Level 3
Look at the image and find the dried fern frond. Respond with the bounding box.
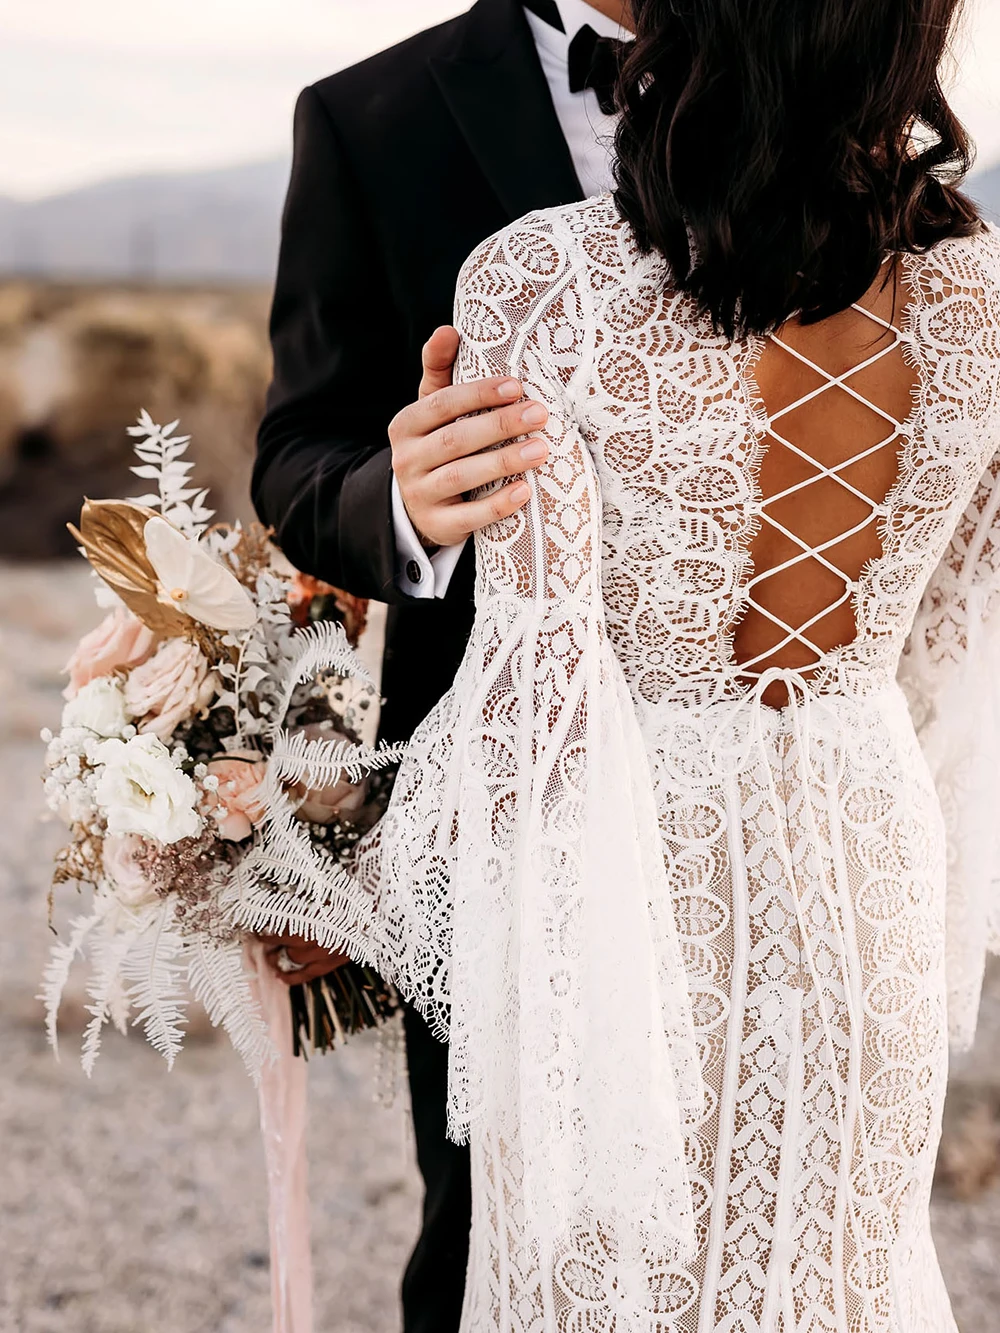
[187,935,273,1080]
[39,911,101,1058]
[117,902,190,1069]
[269,729,404,792]
[268,621,374,743]
[81,911,145,1076]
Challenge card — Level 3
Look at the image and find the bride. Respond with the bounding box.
[327,0,1000,1327]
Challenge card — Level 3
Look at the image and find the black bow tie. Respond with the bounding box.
[567,23,627,116]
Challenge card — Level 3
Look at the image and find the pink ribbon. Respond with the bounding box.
[246,940,313,1333]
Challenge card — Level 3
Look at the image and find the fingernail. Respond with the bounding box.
[511,483,530,503]
[499,379,521,398]
[522,403,547,425]
[520,440,547,463]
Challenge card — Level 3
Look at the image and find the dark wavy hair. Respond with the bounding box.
[613,0,982,338]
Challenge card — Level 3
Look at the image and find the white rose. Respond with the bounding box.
[93,733,201,845]
[61,677,129,738]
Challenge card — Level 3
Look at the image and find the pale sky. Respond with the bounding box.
[0,0,997,199]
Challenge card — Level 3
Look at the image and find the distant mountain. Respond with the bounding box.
[969,162,1000,223]
[0,154,996,285]
[0,158,291,283]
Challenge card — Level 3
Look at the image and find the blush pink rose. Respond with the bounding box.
[202,751,267,842]
[101,833,159,909]
[64,607,157,700]
[124,638,216,742]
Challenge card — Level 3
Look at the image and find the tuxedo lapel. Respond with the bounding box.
[430,0,583,222]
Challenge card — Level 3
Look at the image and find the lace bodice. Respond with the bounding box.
[345,197,1000,1332]
[459,197,1000,713]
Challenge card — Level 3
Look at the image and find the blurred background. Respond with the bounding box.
[1,2,999,1330]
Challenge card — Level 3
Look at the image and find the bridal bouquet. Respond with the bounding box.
[41,413,402,1077]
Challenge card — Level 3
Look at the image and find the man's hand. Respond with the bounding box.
[388,325,550,550]
[261,933,352,987]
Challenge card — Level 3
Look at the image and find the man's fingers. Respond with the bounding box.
[459,482,534,533]
[260,933,347,970]
[418,326,460,399]
[394,377,525,442]
[260,933,314,950]
[428,481,534,545]
[424,436,549,503]
[393,397,548,490]
[429,399,549,467]
[388,365,550,547]
[274,959,346,987]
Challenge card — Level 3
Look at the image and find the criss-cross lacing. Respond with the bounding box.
[737,301,908,679]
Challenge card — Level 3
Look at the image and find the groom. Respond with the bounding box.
[253,1,631,1328]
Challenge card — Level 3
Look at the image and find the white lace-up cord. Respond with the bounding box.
[738,303,906,676]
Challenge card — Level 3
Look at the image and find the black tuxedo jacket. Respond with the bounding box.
[253,0,584,744]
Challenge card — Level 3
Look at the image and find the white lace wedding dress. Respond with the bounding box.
[348,195,1000,1332]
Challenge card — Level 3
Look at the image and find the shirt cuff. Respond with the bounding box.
[391,475,468,600]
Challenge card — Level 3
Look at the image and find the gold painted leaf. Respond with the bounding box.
[67,499,194,640]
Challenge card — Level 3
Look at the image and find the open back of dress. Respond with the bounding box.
[736,272,918,704]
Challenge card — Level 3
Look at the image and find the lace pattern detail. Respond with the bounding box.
[354,199,1000,1332]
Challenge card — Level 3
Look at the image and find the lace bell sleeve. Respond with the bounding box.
[899,447,1000,1050]
[354,216,701,1269]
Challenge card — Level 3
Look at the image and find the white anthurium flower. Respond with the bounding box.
[143,516,257,632]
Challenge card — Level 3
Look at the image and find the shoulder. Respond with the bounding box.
[454,200,635,398]
[963,221,1000,293]
[306,10,467,128]
[911,222,1000,307]
[458,195,636,297]
[902,223,1000,383]
[905,224,1000,439]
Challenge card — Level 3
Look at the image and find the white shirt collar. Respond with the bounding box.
[537,0,633,49]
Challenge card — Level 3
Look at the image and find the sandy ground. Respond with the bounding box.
[1,560,998,1333]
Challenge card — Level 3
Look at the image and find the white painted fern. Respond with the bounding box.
[270,729,402,792]
[223,779,372,951]
[187,935,273,1077]
[40,911,101,1057]
[45,893,275,1079]
[117,902,190,1069]
[81,909,150,1075]
[267,619,376,742]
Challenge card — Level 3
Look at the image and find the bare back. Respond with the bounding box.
[737,267,919,703]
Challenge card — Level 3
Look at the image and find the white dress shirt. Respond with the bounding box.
[524,0,631,199]
[391,0,631,600]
